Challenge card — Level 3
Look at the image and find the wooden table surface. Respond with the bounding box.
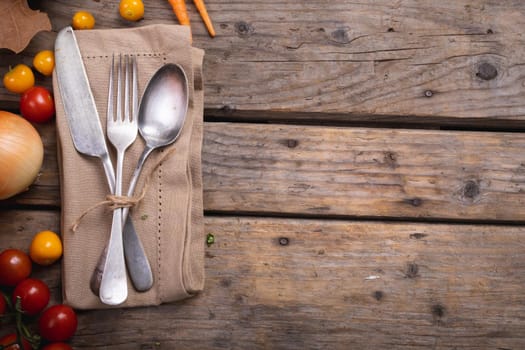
[1,1,525,349]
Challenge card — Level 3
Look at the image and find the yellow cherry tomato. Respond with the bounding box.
[33,50,55,77]
[119,0,144,21]
[72,11,95,30]
[29,230,63,266]
[3,64,35,94]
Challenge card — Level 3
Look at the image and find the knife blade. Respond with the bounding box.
[54,26,153,294]
[54,26,115,191]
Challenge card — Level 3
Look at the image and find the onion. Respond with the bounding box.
[0,111,44,199]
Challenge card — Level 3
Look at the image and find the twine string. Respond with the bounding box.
[70,148,176,232]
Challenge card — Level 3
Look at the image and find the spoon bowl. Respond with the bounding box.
[138,64,189,148]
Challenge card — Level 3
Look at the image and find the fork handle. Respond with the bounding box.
[99,208,128,305]
[99,150,128,305]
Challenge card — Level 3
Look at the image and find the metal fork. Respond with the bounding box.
[99,54,138,305]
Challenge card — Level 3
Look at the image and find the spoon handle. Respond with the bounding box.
[125,145,155,214]
[121,146,155,291]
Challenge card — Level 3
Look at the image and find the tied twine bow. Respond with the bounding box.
[70,148,176,232]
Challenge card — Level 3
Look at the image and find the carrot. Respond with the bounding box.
[168,0,190,26]
[193,0,216,37]
[168,0,192,40]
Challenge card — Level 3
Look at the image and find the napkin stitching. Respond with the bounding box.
[82,52,167,60]
[156,55,167,303]
[182,160,193,293]
[157,154,163,302]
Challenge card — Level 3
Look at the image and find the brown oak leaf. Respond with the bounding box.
[0,0,51,53]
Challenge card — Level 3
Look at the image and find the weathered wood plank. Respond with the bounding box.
[1,210,524,349]
[203,123,525,221]
[8,122,525,222]
[1,1,525,125]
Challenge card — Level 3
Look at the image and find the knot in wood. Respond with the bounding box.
[278,237,290,246]
[404,197,423,207]
[330,28,350,44]
[383,151,398,168]
[431,304,446,318]
[235,21,254,37]
[373,290,384,301]
[405,262,419,278]
[476,63,498,80]
[463,180,480,199]
[286,139,298,148]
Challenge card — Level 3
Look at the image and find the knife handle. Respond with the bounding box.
[90,153,116,296]
[100,153,116,194]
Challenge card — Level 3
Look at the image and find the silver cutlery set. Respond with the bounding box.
[54,26,189,305]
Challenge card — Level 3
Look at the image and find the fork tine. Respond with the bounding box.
[107,54,114,124]
[116,54,122,123]
[132,56,138,123]
[124,55,130,123]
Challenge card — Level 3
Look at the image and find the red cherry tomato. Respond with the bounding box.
[12,278,50,316]
[41,343,74,350]
[0,333,32,350]
[0,249,32,287]
[19,86,55,123]
[38,304,78,342]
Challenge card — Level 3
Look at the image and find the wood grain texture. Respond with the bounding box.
[10,122,525,222]
[1,210,524,349]
[203,123,525,221]
[1,2,524,348]
[1,1,525,125]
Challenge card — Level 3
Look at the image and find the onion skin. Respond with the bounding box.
[0,111,44,199]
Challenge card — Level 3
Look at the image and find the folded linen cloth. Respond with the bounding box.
[53,24,205,309]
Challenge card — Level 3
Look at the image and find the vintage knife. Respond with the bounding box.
[54,26,153,294]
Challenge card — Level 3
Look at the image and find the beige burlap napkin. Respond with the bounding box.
[53,24,205,309]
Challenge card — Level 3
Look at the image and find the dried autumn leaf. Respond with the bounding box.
[0,0,51,53]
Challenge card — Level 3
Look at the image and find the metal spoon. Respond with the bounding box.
[122,63,189,291]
